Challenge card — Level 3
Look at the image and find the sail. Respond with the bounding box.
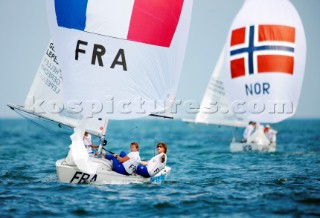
[68,127,98,174]
[223,0,306,123]
[45,0,193,120]
[194,46,247,128]
[22,42,108,137]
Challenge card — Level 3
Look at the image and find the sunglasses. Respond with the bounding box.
[157,145,163,148]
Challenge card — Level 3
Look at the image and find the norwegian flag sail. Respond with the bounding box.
[224,0,306,123]
[45,0,193,119]
[230,25,295,78]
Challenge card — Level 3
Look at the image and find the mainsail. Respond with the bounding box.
[46,0,194,119]
[9,42,108,137]
[194,46,247,128]
[223,0,306,123]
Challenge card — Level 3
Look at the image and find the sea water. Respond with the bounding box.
[0,118,319,217]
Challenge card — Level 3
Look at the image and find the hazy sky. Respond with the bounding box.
[1,0,319,119]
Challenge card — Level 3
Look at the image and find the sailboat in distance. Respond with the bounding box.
[186,0,306,152]
[224,0,306,123]
[9,0,194,184]
[226,0,306,152]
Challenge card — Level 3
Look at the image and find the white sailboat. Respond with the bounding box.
[182,46,270,152]
[9,42,171,184]
[225,0,306,152]
[230,123,276,153]
[9,0,194,184]
[186,0,306,152]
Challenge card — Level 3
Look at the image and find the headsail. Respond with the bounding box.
[10,42,108,137]
[194,46,247,128]
[224,0,306,123]
[67,127,98,174]
[46,0,194,119]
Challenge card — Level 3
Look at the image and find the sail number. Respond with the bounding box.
[242,144,252,151]
[245,82,270,96]
[150,175,165,183]
[75,40,127,71]
[70,171,97,184]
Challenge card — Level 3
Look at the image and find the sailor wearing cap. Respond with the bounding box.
[264,124,277,144]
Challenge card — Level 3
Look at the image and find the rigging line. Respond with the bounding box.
[232,127,236,142]
[15,109,71,141]
[153,136,157,156]
[213,138,241,142]
[107,125,138,144]
[102,148,115,154]
[149,114,173,119]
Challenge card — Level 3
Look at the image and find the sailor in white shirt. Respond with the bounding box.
[136,142,167,177]
[264,124,277,144]
[83,132,98,154]
[242,121,256,142]
[108,142,141,175]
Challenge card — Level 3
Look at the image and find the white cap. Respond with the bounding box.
[265,124,270,128]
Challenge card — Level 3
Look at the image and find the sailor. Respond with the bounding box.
[83,132,99,154]
[264,124,277,144]
[242,121,257,142]
[136,142,167,178]
[106,142,141,175]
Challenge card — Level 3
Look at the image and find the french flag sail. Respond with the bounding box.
[223,0,306,123]
[46,0,193,119]
[54,0,184,47]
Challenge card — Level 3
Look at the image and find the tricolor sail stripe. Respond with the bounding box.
[54,0,184,47]
[230,25,296,79]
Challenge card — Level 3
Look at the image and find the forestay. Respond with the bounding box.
[46,0,194,119]
[224,0,306,123]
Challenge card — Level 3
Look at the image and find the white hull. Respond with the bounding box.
[56,157,171,185]
[230,142,276,152]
